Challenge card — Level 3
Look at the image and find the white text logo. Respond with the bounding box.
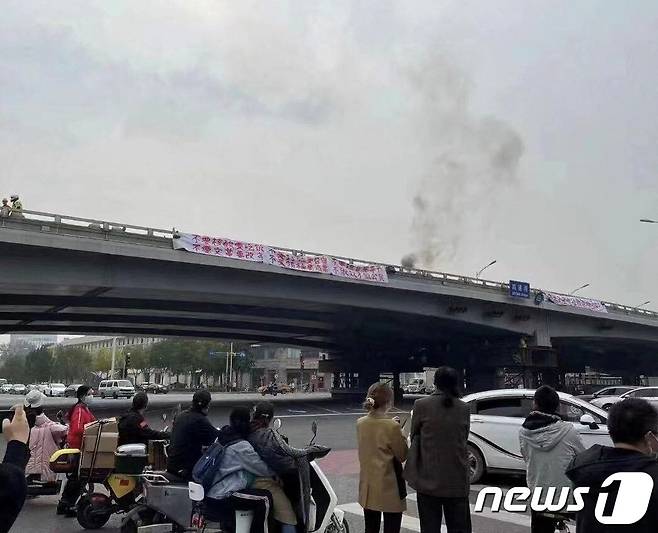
[474,472,654,525]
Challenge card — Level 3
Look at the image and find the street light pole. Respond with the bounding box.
[640,219,658,224]
[475,260,497,279]
[637,300,651,309]
[110,337,116,379]
[569,283,590,295]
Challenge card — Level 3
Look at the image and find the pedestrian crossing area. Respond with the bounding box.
[338,491,537,533]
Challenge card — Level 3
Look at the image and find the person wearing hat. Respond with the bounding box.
[24,390,68,483]
[9,195,23,218]
[166,390,220,480]
[0,198,10,218]
[58,385,96,516]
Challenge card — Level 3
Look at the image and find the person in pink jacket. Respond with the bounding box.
[24,390,67,482]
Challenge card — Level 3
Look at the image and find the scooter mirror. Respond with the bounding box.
[311,421,318,436]
[162,413,167,421]
[274,418,282,430]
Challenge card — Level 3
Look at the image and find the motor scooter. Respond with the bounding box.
[123,419,349,533]
[49,413,172,530]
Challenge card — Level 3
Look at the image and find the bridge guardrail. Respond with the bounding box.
[2,209,656,321]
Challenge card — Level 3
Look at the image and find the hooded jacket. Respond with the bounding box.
[519,412,585,496]
[206,426,273,500]
[26,414,67,482]
[566,445,658,533]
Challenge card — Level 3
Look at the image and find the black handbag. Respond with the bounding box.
[393,458,407,499]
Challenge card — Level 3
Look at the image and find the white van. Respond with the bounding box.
[98,379,135,399]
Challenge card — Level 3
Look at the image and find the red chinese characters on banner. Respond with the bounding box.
[263,248,332,274]
[330,258,388,283]
[174,233,388,283]
[174,233,265,262]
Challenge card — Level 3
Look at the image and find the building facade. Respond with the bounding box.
[9,334,58,350]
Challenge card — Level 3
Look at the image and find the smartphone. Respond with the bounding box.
[0,409,14,432]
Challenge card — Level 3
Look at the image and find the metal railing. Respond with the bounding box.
[2,209,657,321]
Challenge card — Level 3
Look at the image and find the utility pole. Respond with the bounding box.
[110,337,117,379]
[229,342,234,391]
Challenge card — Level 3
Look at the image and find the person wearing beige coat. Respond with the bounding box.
[357,382,409,533]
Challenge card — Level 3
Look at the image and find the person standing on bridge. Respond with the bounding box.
[58,385,96,517]
[0,198,10,218]
[9,195,23,218]
[404,366,471,533]
[357,382,409,533]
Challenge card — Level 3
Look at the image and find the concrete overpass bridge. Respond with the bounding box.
[2,210,658,391]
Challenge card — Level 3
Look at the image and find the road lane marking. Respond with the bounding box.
[338,503,428,532]
[407,493,530,527]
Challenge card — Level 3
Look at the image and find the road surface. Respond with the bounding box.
[3,395,532,533]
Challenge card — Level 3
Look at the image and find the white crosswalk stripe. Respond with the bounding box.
[338,492,532,533]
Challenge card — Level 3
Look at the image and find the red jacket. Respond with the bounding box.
[67,403,96,450]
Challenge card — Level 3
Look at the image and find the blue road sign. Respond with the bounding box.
[509,280,531,298]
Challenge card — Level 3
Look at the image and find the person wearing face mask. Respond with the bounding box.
[566,398,658,533]
[57,385,96,516]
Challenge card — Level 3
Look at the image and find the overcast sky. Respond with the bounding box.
[2,0,658,311]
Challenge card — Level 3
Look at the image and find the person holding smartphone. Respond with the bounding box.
[1,404,31,533]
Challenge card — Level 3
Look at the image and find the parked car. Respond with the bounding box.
[46,383,67,397]
[139,382,169,394]
[591,386,658,411]
[64,384,84,397]
[410,388,612,484]
[98,379,135,399]
[1,383,14,394]
[579,385,638,403]
[11,384,27,395]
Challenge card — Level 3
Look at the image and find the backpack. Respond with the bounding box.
[192,437,243,490]
[192,441,229,490]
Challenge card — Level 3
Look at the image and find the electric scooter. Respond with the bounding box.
[123,419,349,533]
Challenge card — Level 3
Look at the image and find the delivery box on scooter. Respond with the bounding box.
[80,419,119,470]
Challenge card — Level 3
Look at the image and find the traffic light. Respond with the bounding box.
[300,354,305,369]
[125,353,132,368]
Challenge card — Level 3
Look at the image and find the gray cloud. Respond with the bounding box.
[1,1,658,308]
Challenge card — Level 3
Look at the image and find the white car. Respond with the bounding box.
[46,383,67,397]
[11,384,27,395]
[410,388,612,484]
[1,383,14,394]
[591,386,658,411]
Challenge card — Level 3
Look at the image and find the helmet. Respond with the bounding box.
[10,195,18,201]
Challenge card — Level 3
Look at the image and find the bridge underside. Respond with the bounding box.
[2,237,658,393]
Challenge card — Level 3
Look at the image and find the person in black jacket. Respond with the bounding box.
[118,392,170,446]
[566,398,658,533]
[166,390,220,480]
[1,404,31,533]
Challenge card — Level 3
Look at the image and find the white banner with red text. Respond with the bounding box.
[174,233,388,283]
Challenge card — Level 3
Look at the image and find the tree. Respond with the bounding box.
[1,353,25,382]
[53,346,92,383]
[92,348,113,379]
[126,345,151,381]
[24,347,53,383]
